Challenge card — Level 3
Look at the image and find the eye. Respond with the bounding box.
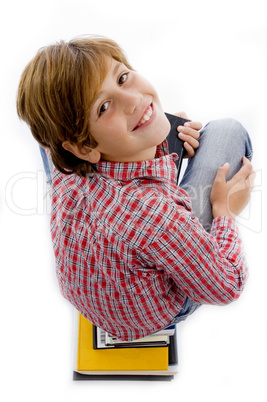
[118,72,128,86]
[99,101,109,116]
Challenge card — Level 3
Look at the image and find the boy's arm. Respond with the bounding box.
[145,204,247,306]
[147,154,253,305]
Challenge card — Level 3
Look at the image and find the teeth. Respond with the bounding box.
[147,106,153,116]
[139,106,153,126]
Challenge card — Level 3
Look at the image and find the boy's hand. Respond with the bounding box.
[210,157,255,220]
[174,112,202,158]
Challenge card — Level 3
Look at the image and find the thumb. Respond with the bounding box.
[175,111,189,119]
[215,162,231,181]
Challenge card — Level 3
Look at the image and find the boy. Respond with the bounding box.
[17,36,253,341]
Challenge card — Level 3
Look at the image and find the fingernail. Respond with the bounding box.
[184,122,191,127]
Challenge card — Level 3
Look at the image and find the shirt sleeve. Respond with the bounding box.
[145,206,248,305]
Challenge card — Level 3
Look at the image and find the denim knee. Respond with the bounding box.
[201,118,253,161]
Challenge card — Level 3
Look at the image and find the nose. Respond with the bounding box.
[118,89,142,115]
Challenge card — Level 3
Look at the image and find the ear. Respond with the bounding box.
[62,141,101,164]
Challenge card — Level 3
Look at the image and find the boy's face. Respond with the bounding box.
[88,57,170,163]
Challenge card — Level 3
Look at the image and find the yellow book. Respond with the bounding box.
[76,313,169,372]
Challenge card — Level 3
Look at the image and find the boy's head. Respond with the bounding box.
[17,36,170,176]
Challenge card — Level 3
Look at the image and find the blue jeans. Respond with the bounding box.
[40,118,253,324]
[167,118,253,324]
[40,147,54,187]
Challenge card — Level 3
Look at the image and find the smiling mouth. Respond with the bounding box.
[133,104,153,130]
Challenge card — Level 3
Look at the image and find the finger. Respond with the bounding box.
[174,111,189,119]
[215,163,231,182]
[184,121,202,131]
[178,125,200,139]
[247,169,256,189]
[242,155,253,167]
[178,133,200,151]
[183,142,195,158]
[231,157,253,183]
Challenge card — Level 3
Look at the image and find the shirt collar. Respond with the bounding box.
[95,140,179,183]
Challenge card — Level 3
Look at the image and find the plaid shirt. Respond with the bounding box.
[51,141,247,341]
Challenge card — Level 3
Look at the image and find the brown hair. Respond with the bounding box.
[16,36,132,176]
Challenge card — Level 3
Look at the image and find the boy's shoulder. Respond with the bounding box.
[52,170,89,208]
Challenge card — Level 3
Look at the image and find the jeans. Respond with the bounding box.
[166,118,253,324]
[40,147,54,187]
[40,118,253,324]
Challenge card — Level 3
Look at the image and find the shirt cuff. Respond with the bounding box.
[211,215,238,234]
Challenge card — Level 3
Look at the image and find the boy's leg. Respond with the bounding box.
[178,118,253,232]
[40,146,53,187]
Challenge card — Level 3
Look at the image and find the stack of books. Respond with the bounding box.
[73,310,178,381]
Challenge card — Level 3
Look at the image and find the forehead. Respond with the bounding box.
[99,58,122,84]
[91,57,124,103]
[89,56,116,102]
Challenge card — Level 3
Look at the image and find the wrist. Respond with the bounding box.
[212,204,235,220]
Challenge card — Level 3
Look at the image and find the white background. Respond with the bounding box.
[1,1,266,401]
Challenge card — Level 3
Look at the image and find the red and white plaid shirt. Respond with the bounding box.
[50,141,247,341]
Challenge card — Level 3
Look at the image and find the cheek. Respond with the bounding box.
[163,115,171,134]
[93,120,120,145]
[156,113,171,139]
[100,128,125,150]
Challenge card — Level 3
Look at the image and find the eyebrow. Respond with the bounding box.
[112,61,121,77]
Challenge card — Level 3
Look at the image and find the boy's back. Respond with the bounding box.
[51,138,247,341]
